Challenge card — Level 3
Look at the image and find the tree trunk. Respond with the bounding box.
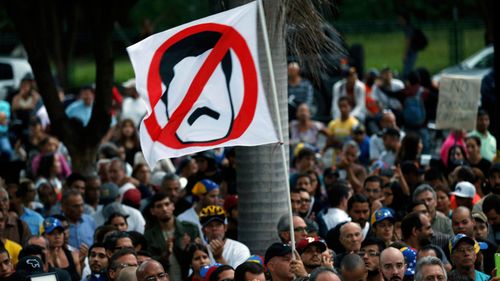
[231,0,289,254]
[4,0,134,177]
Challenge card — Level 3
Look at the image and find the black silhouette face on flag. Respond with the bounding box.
[158,31,235,144]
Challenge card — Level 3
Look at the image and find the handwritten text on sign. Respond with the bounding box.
[436,75,481,131]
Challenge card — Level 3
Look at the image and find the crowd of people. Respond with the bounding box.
[0,54,497,281]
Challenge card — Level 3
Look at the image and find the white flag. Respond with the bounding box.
[127,1,278,167]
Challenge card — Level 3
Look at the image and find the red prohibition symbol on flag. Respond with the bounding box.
[144,23,258,149]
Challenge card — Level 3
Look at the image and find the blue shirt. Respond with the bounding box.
[68,214,96,249]
[65,100,92,126]
[20,207,44,235]
[475,270,490,281]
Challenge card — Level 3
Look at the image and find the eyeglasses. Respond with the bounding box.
[454,247,475,254]
[357,251,380,257]
[365,188,380,194]
[145,272,168,281]
[294,227,308,233]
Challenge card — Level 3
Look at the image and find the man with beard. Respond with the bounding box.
[449,234,490,281]
[359,237,385,281]
[379,247,406,281]
[401,212,433,250]
[348,194,371,239]
[87,243,109,281]
[296,237,329,274]
[451,207,495,274]
[144,193,199,281]
[341,253,368,281]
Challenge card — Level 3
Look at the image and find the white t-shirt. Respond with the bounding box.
[208,238,251,268]
[322,208,351,231]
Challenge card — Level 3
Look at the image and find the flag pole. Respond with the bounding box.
[257,0,296,255]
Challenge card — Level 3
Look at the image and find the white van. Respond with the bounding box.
[0,57,33,100]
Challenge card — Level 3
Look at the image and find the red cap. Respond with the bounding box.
[296,236,327,254]
[224,195,238,212]
[123,188,141,208]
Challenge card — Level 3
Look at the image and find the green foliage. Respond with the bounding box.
[344,27,485,75]
[130,0,209,31]
[336,0,482,22]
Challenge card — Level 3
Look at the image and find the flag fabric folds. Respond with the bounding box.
[127,1,278,167]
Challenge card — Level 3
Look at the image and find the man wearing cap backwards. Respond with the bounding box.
[452,181,476,210]
[451,206,496,274]
[379,247,406,281]
[178,179,221,239]
[144,193,198,281]
[265,242,307,281]
[296,237,332,274]
[413,184,453,235]
[199,205,250,268]
[371,208,396,246]
[449,234,490,281]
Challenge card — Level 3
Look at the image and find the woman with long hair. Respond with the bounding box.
[465,136,492,177]
[112,118,141,166]
[36,153,63,192]
[395,132,422,164]
[185,243,210,281]
[43,217,81,281]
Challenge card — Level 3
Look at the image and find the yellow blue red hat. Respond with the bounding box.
[192,179,219,196]
[449,233,487,254]
[400,247,417,276]
[40,217,65,235]
[370,207,395,226]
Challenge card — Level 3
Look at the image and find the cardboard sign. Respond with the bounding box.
[436,75,481,130]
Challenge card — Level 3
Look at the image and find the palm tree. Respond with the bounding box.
[230,0,343,254]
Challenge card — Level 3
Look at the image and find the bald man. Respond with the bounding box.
[379,247,406,281]
[136,260,169,281]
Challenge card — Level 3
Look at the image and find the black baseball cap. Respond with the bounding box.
[265,243,292,265]
[16,256,44,274]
